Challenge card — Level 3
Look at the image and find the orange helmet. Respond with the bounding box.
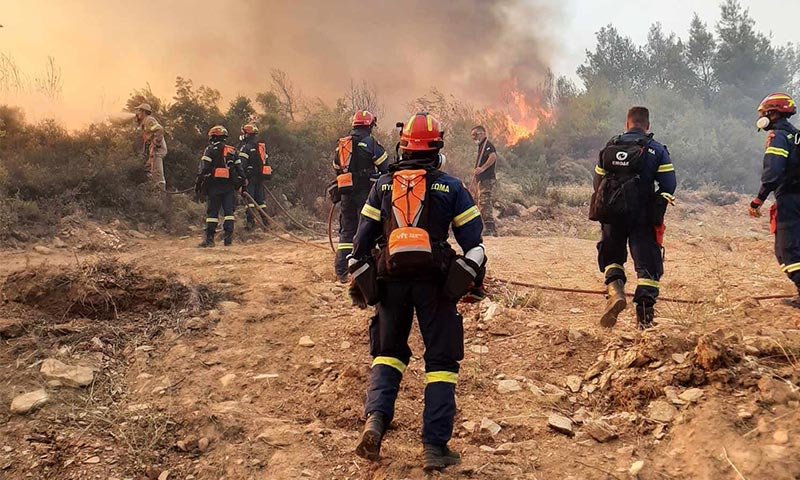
[208,125,228,138]
[241,123,259,135]
[352,110,376,127]
[400,112,444,152]
[758,93,797,116]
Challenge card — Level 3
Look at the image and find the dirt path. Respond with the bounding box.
[1,202,799,479]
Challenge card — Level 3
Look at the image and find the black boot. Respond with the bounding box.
[223,230,233,246]
[199,231,215,248]
[600,279,626,328]
[423,444,461,471]
[636,303,655,330]
[355,412,387,461]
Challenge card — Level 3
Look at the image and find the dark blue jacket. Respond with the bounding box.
[757,118,800,201]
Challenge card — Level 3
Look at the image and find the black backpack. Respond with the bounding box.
[589,134,651,224]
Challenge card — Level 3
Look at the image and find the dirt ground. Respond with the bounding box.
[0,198,798,480]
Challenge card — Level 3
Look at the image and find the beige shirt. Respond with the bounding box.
[140,115,167,155]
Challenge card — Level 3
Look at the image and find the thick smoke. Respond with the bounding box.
[1,0,562,126]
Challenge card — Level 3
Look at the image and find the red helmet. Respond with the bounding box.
[758,93,797,116]
[208,125,228,138]
[400,113,444,152]
[352,110,376,127]
[241,123,259,135]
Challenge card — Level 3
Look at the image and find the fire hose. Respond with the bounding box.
[263,186,322,236]
[165,186,196,195]
[327,203,337,254]
[241,190,327,250]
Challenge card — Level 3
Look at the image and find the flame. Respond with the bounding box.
[488,80,553,145]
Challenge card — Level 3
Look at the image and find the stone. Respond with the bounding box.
[567,329,584,342]
[480,417,502,436]
[128,229,148,239]
[298,336,316,348]
[678,388,704,403]
[470,344,489,354]
[158,471,170,480]
[340,341,351,350]
[0,319,24,338]
[84,456,101,464]
[647,400,677,423]
[40,358,94,388]
[218,301,240,312]
[494,443,513,455]
[584,360,608,381]
[565,375,582,393]
[198,437,210,452]
[10,389,49,414]
[52,237,67,248]
[33,246,53,255]
[664,386,686,406]
[773,429,789,444]
[583,420,618,443]
[497,379,522,394]
[569,308,583,314]
[758,377,798,405]
[479,445,495,453]
[671,353,687,364]
[219,373,236,387]
[461,421,477,433]
[629,460,644,476]
[547,413,574,437]
[253,373,279,380]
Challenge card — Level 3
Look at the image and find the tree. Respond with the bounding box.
[224,95,257,132]
[270,70,301,121]
[578,25,647,92]
[644,23,695,93]
[686,14,717,103]
[125,84,164,114]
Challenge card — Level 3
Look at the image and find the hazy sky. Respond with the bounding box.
[0,0,797,127]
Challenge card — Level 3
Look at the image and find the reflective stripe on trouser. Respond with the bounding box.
[245,180,265,223]
[335,189,369,277]
[597,222,663,307]
[147,152,166,188]
[206,188,236,234]
[775,193,800,289]
[478,179,496,234]
[363,280,464,445]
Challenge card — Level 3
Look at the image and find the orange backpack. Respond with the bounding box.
[258,142,272,176]
[385,169,433,273]
[335,136,354,193]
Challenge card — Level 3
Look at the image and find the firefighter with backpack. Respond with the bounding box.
[237,123,272,231]
[748,93,800,308]
[348,112,486,471]
[196,125,246,247]
[332,111,389,282]
[590,106,677,330]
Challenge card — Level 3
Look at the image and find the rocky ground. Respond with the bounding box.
[0,197,798,479]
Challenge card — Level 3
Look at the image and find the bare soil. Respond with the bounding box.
[0,198,798,479]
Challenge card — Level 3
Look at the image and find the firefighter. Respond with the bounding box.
[332,110,388,283]
[591,106,677,330]
[349,113,485,471]
[471,125,498,236]
[749,93,800,308]
[135,103,168,190]
[197,126,245,247]
[237,124,272,230]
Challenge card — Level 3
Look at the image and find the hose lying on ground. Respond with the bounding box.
[241,190,328,251]
[263,186,321,235]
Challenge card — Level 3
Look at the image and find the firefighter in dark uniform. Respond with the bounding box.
[197,125,245,247]
[349,113,486,471]
[749,93,800,308]
[333,110,388,282]
[237,123,272,230]
[592,107,677,330]
[471,125,498,236]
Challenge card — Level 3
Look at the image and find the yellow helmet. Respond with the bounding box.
[208,125,228,138]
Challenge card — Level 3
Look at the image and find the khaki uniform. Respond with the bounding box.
[140,115,167,188]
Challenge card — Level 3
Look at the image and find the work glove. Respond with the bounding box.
[348,279,368,309]
[749,198,763,218]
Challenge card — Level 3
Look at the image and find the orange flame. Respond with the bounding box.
[488,80,552,145]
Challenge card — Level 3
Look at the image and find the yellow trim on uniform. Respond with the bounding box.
[247,203,256,208]
[337,243,353,251]
[637,279,660,289]
[453,206,480,227]
[782,262,800,273]
[239,151,250,158]
[657,163,675,173]
[372,356,407,374]
[201,156,213,162]
[361,204,382,221]
[595,165,607,176]
[205,218,219,223]
[234,159,242,164]
[358,142,368,147]
[374,152,388,166]
[604,263,624,274]
[223,216,235,221]
[426,371,458,384]
[766,147,789,158]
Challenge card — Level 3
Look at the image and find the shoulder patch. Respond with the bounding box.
[381,183,392,192]
[431,182,450,193]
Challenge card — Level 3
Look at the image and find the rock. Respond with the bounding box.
[461,421,477,433]
[33,246,53,255]
[694,332,732,371]
[340,341,351,350]
[135,345,156,352]
[218,301,240,312]
[671,353,687,364]
[773,429,789,444]
[547,413,574,437]
[480,417,502,436]
[758,377,798,405]
[572,407,591,424]
[52,237,67,248]
[584,360,608,381]
[470,344,489,354]
[253,373,279,380]
[0,319,24,338]
[40,358,94,388]
[298,336,316,348]
[569,308,583,314]
[629,460,644,476]
[219,373,236,387]
[198,437,210,452]
[583,420,618,443]
[84,456,101,464]
[565,375,582,393]
[128,229,148,239]
[300,469,315,477]
[10,389,49,414]
[479,445,496,454]
[494,443,513,455]
[482,302,499,323]
[664,386,686,406]
[497,379,522,394]
[158,471,170,480]
[567,328,584,342]
[678,388,704,403]
[648,400,677,423]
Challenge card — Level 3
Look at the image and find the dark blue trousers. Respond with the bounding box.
[597,222,663,307]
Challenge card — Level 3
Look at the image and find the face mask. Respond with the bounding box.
[437,153,447,169]
[756,116,771,130]
[239,135,245,142]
